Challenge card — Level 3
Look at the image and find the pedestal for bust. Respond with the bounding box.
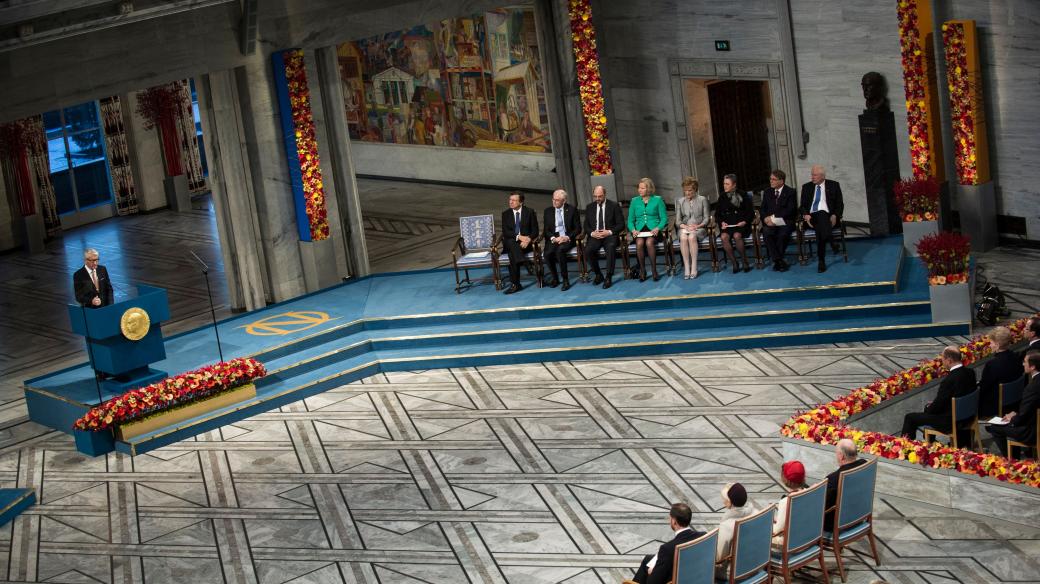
[858,109,902,236]
[163,175,191,212]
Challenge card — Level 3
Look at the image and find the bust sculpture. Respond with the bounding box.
[861,72,889,111]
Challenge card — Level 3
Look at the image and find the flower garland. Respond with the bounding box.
[73,358,266,431]
[942,21,983,186]
[567,0,612,176]
[916,231,970,285]
[893,177,939,222]
[0,119,37,216]
[283,50,330,241]
[781,316,1040,488]
[136,83,185,177]
[897,0,936,180]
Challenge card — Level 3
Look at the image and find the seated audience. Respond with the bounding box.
[977,326,1025,417]
[772,460,808,549]
[715,482,756,577]
[899,346,976,440]
[629,502,703,584]
[986,350,1040,457]
[1021,317,1040,359]
[627,177,668,282]
[761,169,797,272]
[584,185,625,289]
[674,176,710,280]
[542,189,581,291]
[500,191,539,295]
[716,174,755,274]
[799,165,844,273]
[824,439,866,532]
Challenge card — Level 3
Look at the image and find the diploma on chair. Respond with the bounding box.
[984,416,1008,425]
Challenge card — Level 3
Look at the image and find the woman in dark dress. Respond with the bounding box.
[716,174,755,273]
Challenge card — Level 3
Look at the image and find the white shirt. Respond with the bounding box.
[84,265,99,287]
[647,527,693,572]
[810,181,830,214]
[949,363,963,371]
[554,206,567,238]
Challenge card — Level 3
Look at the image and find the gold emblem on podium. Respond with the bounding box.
[120,307,151,341]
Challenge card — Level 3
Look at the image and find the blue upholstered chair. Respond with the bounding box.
[769,481,830,584]
[922,388,981,450]
[822,459,880,582]
[671,528,718,584]
[998,375,1027,416]
[667,216,719,275]
[796,219,848,265]
[717,505,775,584]
[452,215,500,293]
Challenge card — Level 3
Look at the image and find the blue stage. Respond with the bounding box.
[25,236,969,456]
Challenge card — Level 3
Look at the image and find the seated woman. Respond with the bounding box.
[627,177,668,281]
[715,482,756,578]
[716,173,755,273]
[772,460,808,550]
[675,177,710,279]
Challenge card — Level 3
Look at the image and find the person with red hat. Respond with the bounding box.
[772,460,809,549]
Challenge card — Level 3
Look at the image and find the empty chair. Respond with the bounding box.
[717,505,775,584]
[451,215,500,293]
[922,388,981,450]
[822,459,880,582]
[770,481,830,584]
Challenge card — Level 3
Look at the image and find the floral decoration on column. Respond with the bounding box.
[0,119,37,216]
[273,49,330,242]
[897,0,944,181]
[136,83,186,177]
[567,0,612,176]
[942,20,990,186]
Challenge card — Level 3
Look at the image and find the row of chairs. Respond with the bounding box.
[629,459,879,584]
[921,375,1039,459]
[452,210,849,293]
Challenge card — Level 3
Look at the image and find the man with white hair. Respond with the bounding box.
[73,248,114,308]
[542,189,580,291]
[823,438,866,531]
[799,165,844,273]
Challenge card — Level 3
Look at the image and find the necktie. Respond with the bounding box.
[811,184,822,213]
[775,189,781,201]
[556,208,564,236]
[90,269,98,290]
[597,204,604,231]
[515,211,521,239]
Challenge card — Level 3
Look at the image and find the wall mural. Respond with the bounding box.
[336,6,552,153]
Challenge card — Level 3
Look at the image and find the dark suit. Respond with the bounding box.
[73,265,114,308]
[583,200,625,279]
[823,458,868,532]
[633,527,704,584]
[501,206,539,287]
[988,373,1040,456]
[900,365,977,438]
[1020,339,1040,361]
[978,350,1025,417]
[542,203,581,282]
[761,184,797,262]
[799,179,844,261]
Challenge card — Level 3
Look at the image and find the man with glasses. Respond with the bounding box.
[761,169,797,272]
[73,248,114,308]
[799,165,844,273]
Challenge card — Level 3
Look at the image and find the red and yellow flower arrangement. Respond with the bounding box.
[915,231,970,286]
[73,357,266,431]
[781,316,1040,488]
[283,50,330,241]
[942,20,988,186]
[567,0,612,176]
[893,177,939,223]
[897,0,937,180]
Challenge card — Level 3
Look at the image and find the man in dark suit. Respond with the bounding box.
[631,502,703,584]
[583,185,625,289]
[1020,317,1040,359]
[900,346,978,438]
[761,169,798,272]
[824,439,867,532]
[542,189,581,291]
[73,248,114,308]
[501,191,539,294]
[978,326,1025,417]
[987,351,1040,457]
[799,165,844,273]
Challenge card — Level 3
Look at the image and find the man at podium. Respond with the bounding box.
[73,248,114,308]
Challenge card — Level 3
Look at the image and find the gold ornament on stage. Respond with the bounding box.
[120,307,151,341]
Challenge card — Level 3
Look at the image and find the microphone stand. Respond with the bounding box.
[79,303,106,406]
[189,250,224,363]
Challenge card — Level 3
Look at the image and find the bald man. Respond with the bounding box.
[799,165,844,273]
[542,189,581,290]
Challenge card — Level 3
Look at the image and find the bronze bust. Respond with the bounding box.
[861,72,889,111]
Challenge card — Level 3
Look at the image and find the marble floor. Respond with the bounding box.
[0,180,1038,583]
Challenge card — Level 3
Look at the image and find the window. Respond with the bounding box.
[43,102,113,215]
[188,78,209,177]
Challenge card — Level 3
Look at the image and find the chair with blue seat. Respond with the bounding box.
[538,229,585,284]
[672,528,719,583]
[921,388,981,450]
[998,375,1027,416]
[452,214,501,293]
[822,458,880,582]
[796,219,848,265]
[769,481,830,584]
[666,217,720,275]
[716,505,775,584]
[1006,415,1040,461]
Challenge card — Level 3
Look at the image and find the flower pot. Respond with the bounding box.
[903,220,938,256]
[929,282,971,324]
[114,383,257,441]
[73,428,115,457]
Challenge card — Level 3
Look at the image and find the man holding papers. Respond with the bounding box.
[986,351,1040,457]
[761,169,797,272]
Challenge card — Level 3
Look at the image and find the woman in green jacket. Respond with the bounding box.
[627,177,669,281]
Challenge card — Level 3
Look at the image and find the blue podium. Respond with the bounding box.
[68,285,170,395]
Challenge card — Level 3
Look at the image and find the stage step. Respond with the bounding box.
[0,489,35,527]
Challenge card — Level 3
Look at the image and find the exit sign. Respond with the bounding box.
[715,40,730,51]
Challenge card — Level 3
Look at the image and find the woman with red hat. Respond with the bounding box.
[772,460,808,549]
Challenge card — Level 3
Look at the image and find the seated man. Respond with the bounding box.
[978,326,1025,418]
[899,346,977,440]
[629,502,703,584]
[761,169,797,272]
[987,350,1040,457]
[583,185,625,289]
[824,439,866,532]
[799,165,844,273]
[542,189,581,291]
[1021,317,1040,359]
[500,191,539,295]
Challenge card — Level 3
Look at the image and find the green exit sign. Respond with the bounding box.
[715,40,730,51]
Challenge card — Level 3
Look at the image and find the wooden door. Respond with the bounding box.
[707,80,772,194]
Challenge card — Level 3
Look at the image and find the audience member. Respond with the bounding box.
[627,177,668,282]
[772,460,808,549]
[716,174,755,274]
[986,350,1040,457]
[715,482,756,576]
[799,165,844,273]
[978,326,1025,417]
[500,191,539,295]
[1021,317,1040,359]
[899,346,976,439]
[629,502,703,584]
[824,439,866,532]
[584,185,625,289]
[542,189,580,291]
[73,248,114,308]
[761,169,797,272]
[674,176,710,280]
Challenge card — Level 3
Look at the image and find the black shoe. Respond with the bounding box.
[546,277,559,288]
[778,261,789,272]
[652,273,660,282]
[639,273,647,282]
[732,264,740,274]
[743,262,752,273]
[603,277,613,289]
[561,280,572,291]
[772,261,781,272]
[593,274,604,285]
[818,260,827,273]
[504,284,522,294]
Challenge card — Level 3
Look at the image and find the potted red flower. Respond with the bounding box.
[894,177,940,256]
[915,231,971,323]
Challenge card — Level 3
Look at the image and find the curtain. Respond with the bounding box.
[100,96,139,216]
[25,116,61,237]
[175,80,206,193]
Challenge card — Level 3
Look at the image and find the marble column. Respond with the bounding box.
[123,91,167,211]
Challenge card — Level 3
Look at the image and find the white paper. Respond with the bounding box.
[646,554,658,573]
[468,251,490,258]
[772,217,786,226]
[637,232,655,238]
[985,416,1009,425]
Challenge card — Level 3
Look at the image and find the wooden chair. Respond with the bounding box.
[796,218,848,265]
[674,529,719,583]
[770,481,830,584]
[822,459,880,582]
[577,230,627,282]
[921,389,982,451]
[717,505,775,584]
[620,201,671,279]
[665,217,719,275]
[537,229,585,284]
[451,214,500,293]
[497,235,544,288]
[1007,416,1040,461]
[711,209,764,271]
[998,375,1027,416]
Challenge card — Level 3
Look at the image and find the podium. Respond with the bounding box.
[68,285,170,395]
